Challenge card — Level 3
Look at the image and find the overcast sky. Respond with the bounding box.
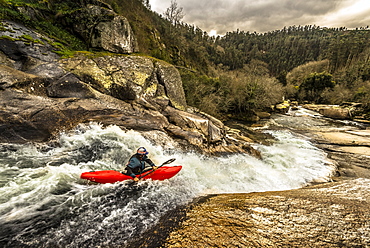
[149,0,370,36]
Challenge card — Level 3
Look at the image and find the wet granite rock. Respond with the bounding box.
[311,129,370,179]
[135,179,370,248]
[46,73,96,98]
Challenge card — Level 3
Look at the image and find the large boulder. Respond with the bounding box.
[275,100,291,114]
[303,104,357,120]
[164,106,224,143]
[46,73,96,98]
[163,106,259,156]
[319,107,351,120]
[61,54,187,111]
[63,4,138,53]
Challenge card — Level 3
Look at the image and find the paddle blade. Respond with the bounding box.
[161,158,176,166]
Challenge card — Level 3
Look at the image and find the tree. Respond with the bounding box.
[164,0,184,26]
[143,0,150,9]
[300,72,335,102]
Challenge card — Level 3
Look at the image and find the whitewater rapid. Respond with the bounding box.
[0,122,335,247]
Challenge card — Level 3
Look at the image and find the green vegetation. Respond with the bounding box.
[1,0,370,118]
[180,60,283,119]
[0,33,44,45]
[299,72,335,102]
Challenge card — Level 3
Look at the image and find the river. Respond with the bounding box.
[0,107,365,247]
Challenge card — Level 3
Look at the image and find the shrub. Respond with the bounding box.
[354,81,370,109]
[223,70,283,113]
[320,84,353,104]
[180,62,284,118]
[299,71,335,102]
[286,60,329,87]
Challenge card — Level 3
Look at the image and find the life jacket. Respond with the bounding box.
[125,154,153,175]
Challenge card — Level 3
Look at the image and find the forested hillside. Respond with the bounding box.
[1,0,370,119]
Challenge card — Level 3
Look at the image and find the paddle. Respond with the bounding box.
[138,158,176,179]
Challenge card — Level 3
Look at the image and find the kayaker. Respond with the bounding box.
[124,147,157,182]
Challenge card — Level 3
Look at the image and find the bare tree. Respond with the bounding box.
[142,0,151,10]
[164,0,185,26]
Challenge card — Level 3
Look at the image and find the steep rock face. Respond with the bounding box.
[0,20,62,77]
[0,20,259,156]
[63,4,138,53]
[155,60,187,111]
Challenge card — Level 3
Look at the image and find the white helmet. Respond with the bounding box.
[137,147,148,155]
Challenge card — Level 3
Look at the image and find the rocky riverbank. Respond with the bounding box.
[312,129,370,180]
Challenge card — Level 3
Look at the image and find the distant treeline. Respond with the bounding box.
[213,25,370,75]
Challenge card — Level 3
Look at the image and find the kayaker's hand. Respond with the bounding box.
[133,177,139,182]
[152,166,158,171]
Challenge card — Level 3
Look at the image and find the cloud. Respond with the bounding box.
[319,0,370,28]
[150,0,370,35]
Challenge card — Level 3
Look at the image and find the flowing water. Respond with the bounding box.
[0,108,353,247]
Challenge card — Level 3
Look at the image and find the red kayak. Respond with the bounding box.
[80,166,182,184]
